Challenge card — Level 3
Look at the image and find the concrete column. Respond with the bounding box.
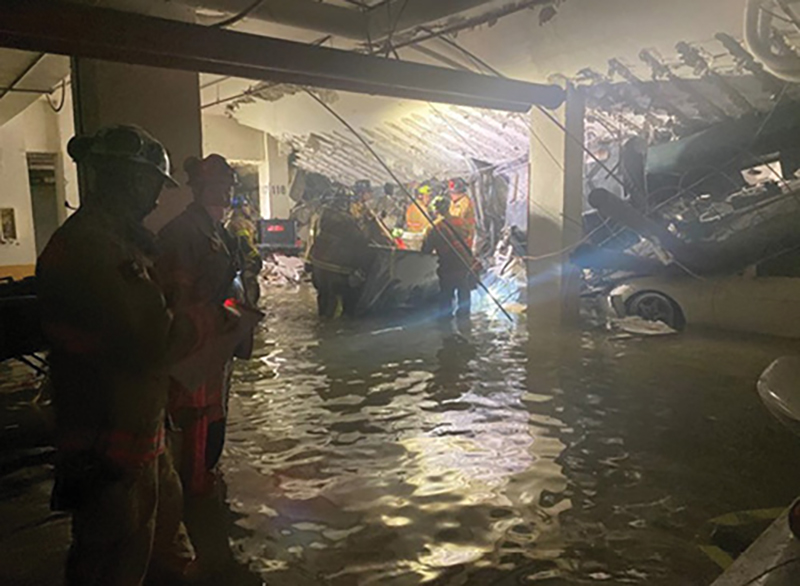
[265,134,292,220]
[71,59,203,232]
[527,86,585,328]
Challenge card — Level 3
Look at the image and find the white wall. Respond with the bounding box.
[201,114,295,220]
[0,114,37,273]
[0,92,77,278]
[203,114,266,161]
[265,134,292,220]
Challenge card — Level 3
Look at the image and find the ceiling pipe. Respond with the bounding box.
[177,0,497,41]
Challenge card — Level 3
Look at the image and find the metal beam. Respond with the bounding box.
[0,0,564,112]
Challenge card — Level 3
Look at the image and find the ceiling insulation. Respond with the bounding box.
[568,34,800,155]
[282,101,531,185]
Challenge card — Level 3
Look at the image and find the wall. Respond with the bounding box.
[0,114,36,278]
[73,59,203,232]
[203,114,265,162]
[265,134,292,219]
[0,93,78,280]
[201,115,293,219]
[202,114,272,218]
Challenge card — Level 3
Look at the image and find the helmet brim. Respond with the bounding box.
[163,173,180,189]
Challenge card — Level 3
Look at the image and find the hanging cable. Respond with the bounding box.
[210,0,266,28]
[400,36,622,268]
[303,89,514,322]
[46,78,67,113]
[382,33,698,279]
[422,32,629,189]
[386,0,411,48]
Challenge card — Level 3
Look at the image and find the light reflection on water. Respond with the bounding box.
[222,285,800,585]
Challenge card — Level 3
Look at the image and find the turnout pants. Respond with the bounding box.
[169,363,230,497]
[312,267,359,318]
[65,450,195,586]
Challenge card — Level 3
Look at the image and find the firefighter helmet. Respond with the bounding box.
[184,154,237,187]
[67,125,178,186]
[448,177,468,194]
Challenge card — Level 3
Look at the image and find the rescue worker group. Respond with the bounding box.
[37,125,480,585]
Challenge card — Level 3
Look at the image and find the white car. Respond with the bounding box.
[608,251,800,338]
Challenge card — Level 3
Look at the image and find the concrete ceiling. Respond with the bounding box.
[206,27,790,186]
[0,49,69,126]
[174,0,511,42]
[2,0,768,188]
[63,0,530,45]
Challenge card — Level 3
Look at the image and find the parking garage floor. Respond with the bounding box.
[2,284,800,585]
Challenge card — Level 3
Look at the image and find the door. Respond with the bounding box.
[27,154,60,257]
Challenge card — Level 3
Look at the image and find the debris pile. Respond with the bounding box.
[260,254,306,288]
[609,316,678,338]
[574,81,800,288]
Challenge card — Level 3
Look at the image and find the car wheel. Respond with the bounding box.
[627,291,682,329]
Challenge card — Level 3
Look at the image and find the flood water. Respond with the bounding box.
[220,285,800,586]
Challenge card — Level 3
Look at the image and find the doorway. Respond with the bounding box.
[26,153,60,257]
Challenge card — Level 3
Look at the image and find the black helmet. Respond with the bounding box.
[68,125,178,186]
[354,179,371,195]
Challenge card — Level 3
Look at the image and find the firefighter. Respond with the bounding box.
[405,182,433,233]
[308,189,371,318]
[37,125,197,585]
[422,196,474,317]
[156,154,241,496]
[225,195,263,308]
[350,179,373,222]
[448,178,476,249]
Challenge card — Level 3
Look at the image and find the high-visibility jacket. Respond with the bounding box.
[449,193,476,248]
[37,206,182,469]
[405,196,430,233]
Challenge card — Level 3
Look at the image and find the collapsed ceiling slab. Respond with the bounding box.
[278,103,532,185]
[0,0,565,112]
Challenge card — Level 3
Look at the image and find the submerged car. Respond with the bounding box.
[608,249,800,338]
